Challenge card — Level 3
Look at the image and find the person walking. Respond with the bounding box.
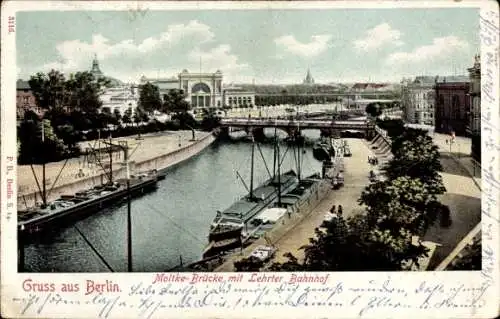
[338,205,343,216]
[330,205,336,214]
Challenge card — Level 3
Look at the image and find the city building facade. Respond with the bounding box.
[139,76,179,101]
[179,69,223,108]
[222,86,255,108]
[16,80,43,120]
[400,76,436,126]
[467,55,481,160]
[142,69,224,109]
[434,77,470,136]
[100,85,139,116]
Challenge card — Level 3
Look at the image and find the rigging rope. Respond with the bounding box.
[146,203,206,246]
[74,224,115,272]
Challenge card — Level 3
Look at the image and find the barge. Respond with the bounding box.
[18,171,159,235]
[203,170,298,257]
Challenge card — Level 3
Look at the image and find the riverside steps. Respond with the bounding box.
[17,130,215,210]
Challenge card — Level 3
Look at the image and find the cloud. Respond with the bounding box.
[188,44,249,73]
[386,36,469,64]
[40,20,215,74]
[353,23,403,51]
[274,34,332,58]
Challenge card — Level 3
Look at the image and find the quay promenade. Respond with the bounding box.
[17,130,213,208]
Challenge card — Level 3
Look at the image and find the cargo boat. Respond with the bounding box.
[203,170,298,257]
[313,138,335,162]
[18,171,159,235]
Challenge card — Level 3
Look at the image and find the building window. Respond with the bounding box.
[451,95,459,119]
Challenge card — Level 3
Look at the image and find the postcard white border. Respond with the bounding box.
[1,1,499,318]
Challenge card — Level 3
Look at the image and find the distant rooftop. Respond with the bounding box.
[16,79,31,90]
[351,83,390,90]
[435,75,470,83]
[411,75,470,85]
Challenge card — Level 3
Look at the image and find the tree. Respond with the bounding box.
[29,70,66,111]
[141,109,150,123]
[113,108,122,127]
[449,237,481,270]
[376,118,405,138]
[65,71,108,114]
[163,89,191,114]
[234,256,265,272]
[138,82,162,113]
[270,215,429,271]
[29,70,108,129]
[18,115,68,164]
[133,108,143,126]
[122,107,133,126]
[385,129,445,197]
[99,107,113,129]
[366,103,382,117]
[359,177,439,236]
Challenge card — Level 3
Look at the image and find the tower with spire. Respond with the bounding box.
[303,68,314,85]
[90,54,103,79]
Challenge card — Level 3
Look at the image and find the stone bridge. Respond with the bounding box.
[218,118,375,140]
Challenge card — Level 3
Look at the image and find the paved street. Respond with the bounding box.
[271,138,376,263]
[17,130,209,195]
[424,155,481,269]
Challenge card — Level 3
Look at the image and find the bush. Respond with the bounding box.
[234,256,264,272]
[439,204,452,228]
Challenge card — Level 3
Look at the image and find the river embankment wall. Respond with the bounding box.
[18,133,217,209]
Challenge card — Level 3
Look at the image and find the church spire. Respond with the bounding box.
[303,68,314,85]
[90,54,103,78]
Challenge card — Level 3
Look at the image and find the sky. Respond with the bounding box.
[16,8,480,84]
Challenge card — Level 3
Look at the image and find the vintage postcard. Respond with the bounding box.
[1,1,499,318]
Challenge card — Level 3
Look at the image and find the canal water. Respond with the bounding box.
[23,130,323,272]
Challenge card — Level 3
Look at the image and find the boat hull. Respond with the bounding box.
[203,238,242,258]
[18,178,158,237]
[208,227,244,242]
[205,171,298,256]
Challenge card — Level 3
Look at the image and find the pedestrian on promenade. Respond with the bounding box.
[338,205,343,216]
[330,205,336,214]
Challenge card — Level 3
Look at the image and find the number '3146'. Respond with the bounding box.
[8,16,15,34]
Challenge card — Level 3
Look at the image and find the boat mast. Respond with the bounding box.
[249,134,255,200]
[41,121,47,207]
[124,144,132,272]
[272,127,277,179]
[103,139,132,272]
[108,134,113,184]
[297,121,301,181]
[277,136,282,206]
